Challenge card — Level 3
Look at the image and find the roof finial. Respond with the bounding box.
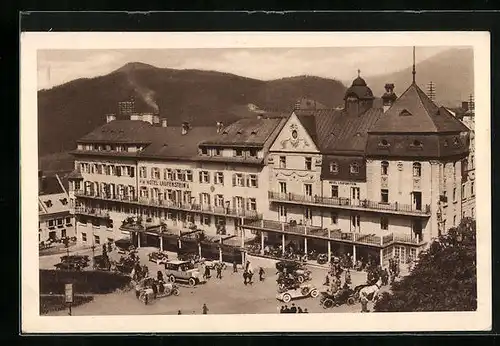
[357,69,361,77]
[412,46,416,84]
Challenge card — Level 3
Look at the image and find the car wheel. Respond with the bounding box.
[310,289,319,298]
[188,278,196,286]
[323,298,334,309]
[347,297,355,305]
[282,293,292,303]
[169,275,176,283]
[297,275,305,283]
[173,288,180,296]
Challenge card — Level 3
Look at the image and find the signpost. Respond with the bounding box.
[65,283,73,316]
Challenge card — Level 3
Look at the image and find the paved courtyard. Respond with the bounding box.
[40,247,388,315]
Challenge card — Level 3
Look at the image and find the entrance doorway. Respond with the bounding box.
[412,191,422,211]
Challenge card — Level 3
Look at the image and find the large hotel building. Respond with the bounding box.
[67,71,472,268]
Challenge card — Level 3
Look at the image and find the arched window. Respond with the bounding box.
[412,139,423,147]
[381,161,389,175]
[350,162,360,174]
[413,162,422,177]
[329,161,338,173]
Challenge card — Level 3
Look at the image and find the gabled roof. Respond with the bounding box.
[39,192,70,215]
[78,120,153,144]
[369,83,469,133]
[200,118,286,148]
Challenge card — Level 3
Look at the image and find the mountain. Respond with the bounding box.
[362,48,474,107]
[38,66,346,156]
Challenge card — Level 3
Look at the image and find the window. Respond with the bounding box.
[96,164,103,175]
[462,211,466,219]
[130,167,135,178]
[215,172,224,185]
[215,194,224,207]
[453,187,457,202]
[116,166,122,177]
[47,220,54,227]
[304,183,313,196]
[379,139,390,147]
[186,170,193,182]
[279,182,287,194]
[234,196,244,210]
[413,162,421,177]
[350,162,360,174]
[411,139,423,147]
[248,174,258,188]
[304,208,312,221]
[279,156,287,169]
[381,161,389,175]
[249,149,258,158]
[248,198,257,211]
[279,206,287,217]
[329,162,338,173]
[109,165,115,176]
[235,149,243,157]
[351,214,360,228]
[233,173,244,187]
[453,215,457,226]
[213,148,222,156]
[201,147,208,155]
[380,217,389,230]
[177,169,186,181]
[331,185,339,198]
[202,215,211,226]
[471,182,475,196]
[305,157,312,170]
[381,189,389,203]
[139,167,147,178]
[152,168,160,179]
[199,171,210,183]
[94,235,100,245]
[201,193,211,205]
[472,207,475,218]
[65,217,71,224]
[60,198,68,205]
[330,212,338,225]
[471,155,474,168]
[82,233,87,242]
[90,164,96,174]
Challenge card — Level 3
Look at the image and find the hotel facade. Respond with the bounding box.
[67,72,471,268]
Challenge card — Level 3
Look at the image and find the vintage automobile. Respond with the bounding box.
[114,238,135,254]
[134,278,180,305]
[54,262,83,271]
[275,260,312,283]
[164,260,205,286]
[59,255,90,269]
[202,259,227,270]
[93,254,111,271]
[276,283,320,303]
[148,251,169,265]
[320,287,356,308]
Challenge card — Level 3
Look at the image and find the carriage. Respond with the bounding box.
[134,278,180,305]
[276,283,320,303]
[320,287,356,308]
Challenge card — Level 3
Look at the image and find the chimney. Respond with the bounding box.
[161,118,168,127]
[181,122,190,135]
[257,114,263,120]
[462,101,469,112]
[382,83,397,112]
[216,121,224,133]
[106,113,116,123]
[153,114,160,125]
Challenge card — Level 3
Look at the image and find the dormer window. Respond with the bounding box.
[201,147,208,155]
[236,130,243,135]
[329,162,338,173]
[453,137,460,146]
[399,109,412,116]
[44,200,53,208]
[411,139,423,148]
[350,162,360,174]
[60,198,68,205]
[249,149,257,158]
[235,149,243,157]
[250,130,257,136]
[444,139,449,147]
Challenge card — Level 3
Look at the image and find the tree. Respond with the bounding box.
[374,217,477,312]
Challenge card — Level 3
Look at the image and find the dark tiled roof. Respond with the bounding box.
[200,118,286,148]
[67,169,84,180]
[369,83,469,133]
[39,175,65,196]
[140,126,217,159]
[78,120,153,144]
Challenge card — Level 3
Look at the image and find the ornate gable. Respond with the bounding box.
[269,112,320,153]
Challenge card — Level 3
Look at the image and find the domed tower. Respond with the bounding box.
[344,70,375,116]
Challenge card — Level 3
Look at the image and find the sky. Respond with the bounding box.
[37,46,453,90]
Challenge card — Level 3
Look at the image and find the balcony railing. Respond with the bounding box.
[268,191,431,216]
[74,190,261,220]
[74,206,110,219]
[242,219,425,248]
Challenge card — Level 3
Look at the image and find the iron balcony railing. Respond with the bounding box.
[74,190,261,220]
[242,219,425,248]
[268,191,431,216]
[74,206,110,219]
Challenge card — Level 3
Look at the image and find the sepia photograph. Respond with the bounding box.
[21,31,491,333]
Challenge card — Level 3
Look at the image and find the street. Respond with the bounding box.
[41,247,386,315]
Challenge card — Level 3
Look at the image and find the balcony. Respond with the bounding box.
[242,219,425,248]
[74,190,261,220]
[74,206,110,219]
[268,191,431,217]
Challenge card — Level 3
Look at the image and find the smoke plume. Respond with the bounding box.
[127,75,159,113]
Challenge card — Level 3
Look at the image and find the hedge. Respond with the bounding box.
[40,269,131,295]
[40,294,94,315]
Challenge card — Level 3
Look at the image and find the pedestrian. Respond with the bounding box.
[290,303,297,313]
[216,263,222,279]
[233,260,238,273]
[297,307,303,313]
[204,265,211,280]
[280,306,285,314]
[345,269,352,286]
[258,267,265,281]
[177,310,182,315]
[283,305,289,313]
[202,303,209,315]
[243,271,248,285]
[303,308,309,313]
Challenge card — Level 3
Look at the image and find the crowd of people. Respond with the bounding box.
[279,303,309,313]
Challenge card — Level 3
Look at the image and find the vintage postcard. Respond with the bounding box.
[21,31,491,333]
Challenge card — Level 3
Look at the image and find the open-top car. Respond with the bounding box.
[148,251,169,265]
[54,262,83,271]
[164,260,205,286]
[276,283,320,303]
[276,260,311,283]
[134,277,180,305]
[59,255,90,269]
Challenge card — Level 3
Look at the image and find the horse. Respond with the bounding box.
[358,278,382,312]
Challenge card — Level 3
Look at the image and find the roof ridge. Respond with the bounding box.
[412,83,438,132]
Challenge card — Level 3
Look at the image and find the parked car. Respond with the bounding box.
[276,260,311,283]
[164,260,205,286]
[54,262,83,271]
[60,255,90,268]
[148,251,169,265]
[276,283,320,303]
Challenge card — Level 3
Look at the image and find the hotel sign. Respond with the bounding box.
[139,179,191,189]
[329,180,359,186]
